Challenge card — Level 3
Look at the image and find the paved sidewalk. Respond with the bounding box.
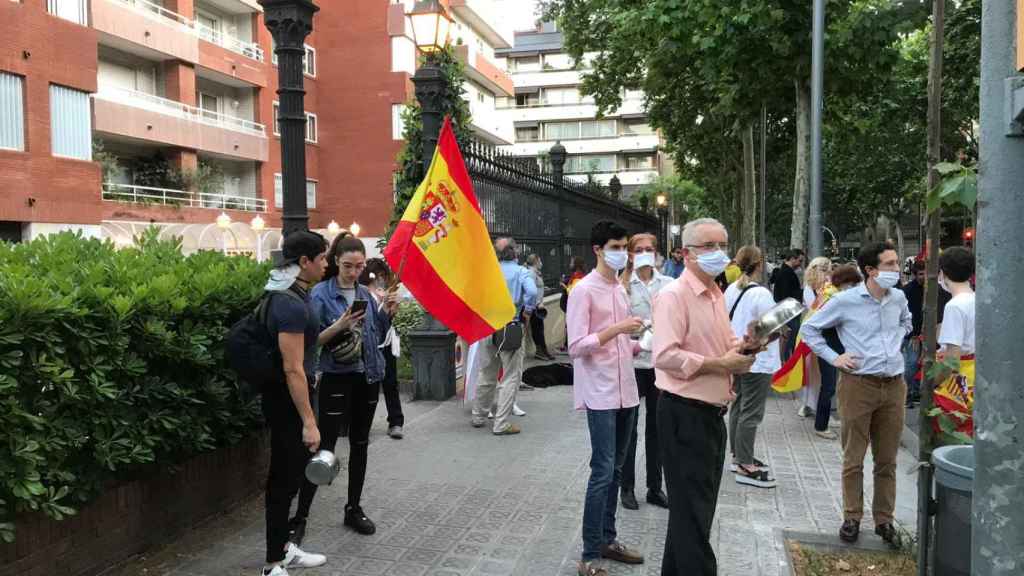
[109,387,918,576]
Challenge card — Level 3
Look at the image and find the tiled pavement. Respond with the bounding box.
[109,386,918,576]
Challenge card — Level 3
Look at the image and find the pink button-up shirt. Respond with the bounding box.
[652,268,737,407]
[567,270,640,411]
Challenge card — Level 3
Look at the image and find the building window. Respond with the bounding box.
[622,119,654,135]
[272,102,280,135]
[306,179,317,209]
[542,53,573,70]
[392,104,406,140]
[542,87,580,105]
[49,84,91,160]
[566,154,615,174]
[580,119,616,138]
[515,126,539,142]
[304,45,316,76]
[625,154,655,170]
[510,56,540,72]
[274,174,317,209]
[305,112,317,143]
[47,0,86,25]
[199,93,219,120]
[515,92,539,107]
[0,72,25,151]
[544,121,579,141]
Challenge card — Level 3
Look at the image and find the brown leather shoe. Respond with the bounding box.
[576,561,608,576]
[600,541,644,564]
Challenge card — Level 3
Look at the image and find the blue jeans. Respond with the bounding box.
[815,361,837,431]
[582,406,637,561]
[903,337,920,399]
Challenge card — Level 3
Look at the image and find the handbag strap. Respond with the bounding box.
[729,283,757,320]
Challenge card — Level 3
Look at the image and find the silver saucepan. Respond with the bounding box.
[743,298,805,354]
[305,450,340,485]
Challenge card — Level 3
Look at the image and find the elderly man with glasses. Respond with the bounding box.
[651,218,757,576]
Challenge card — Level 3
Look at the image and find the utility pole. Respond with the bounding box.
[974,1,1024,573]
[807,0,825,258]
[760,103,767,254]
[917,1,944,573]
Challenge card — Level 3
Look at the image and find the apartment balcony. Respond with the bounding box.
[507,133,661,157]
[102,183,266,212]
[93,0,199,63]
[93,86,268,161]
[449,0,513,48]
[92,0,265,68]
[454,45,514,97]
[497,98,646,122]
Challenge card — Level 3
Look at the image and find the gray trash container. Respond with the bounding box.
[932,445,974,576]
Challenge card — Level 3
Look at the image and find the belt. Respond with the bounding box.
[662,391,728,416]
[844,372,902,385]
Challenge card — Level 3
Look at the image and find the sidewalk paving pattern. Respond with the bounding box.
[109,386,918,576]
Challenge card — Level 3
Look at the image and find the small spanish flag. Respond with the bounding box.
[772,340,812,393]
[933,355,975,437]
[384,117,516,343]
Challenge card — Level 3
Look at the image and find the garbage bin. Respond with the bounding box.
[932,445,975,576]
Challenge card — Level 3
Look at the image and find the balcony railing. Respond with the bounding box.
[195,22,265,62]
[94,85,266,136]
[108,0,264,62]
[102,183,268,212]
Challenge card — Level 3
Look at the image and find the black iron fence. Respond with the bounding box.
[462,139,659,294]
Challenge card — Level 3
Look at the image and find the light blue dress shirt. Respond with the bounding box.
[500,260,538,316]
[800,282,912,377]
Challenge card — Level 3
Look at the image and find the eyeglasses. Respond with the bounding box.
[686,242,728,252]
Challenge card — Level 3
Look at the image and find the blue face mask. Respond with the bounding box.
[696,250,730,277]
[603,249,629,271]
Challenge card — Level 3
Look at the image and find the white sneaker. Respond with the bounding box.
[261,565,288,576]
[512,404,526,417]
[284,542,326,569]
[487,410,494,419]
[797,406,815,418]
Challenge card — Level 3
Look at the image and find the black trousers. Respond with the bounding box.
[622,368,662,493]
[529,311,550,356]
[295,372,380,520]
[659,393,727,576]
[262,382,311,563]
[382,348,404,427]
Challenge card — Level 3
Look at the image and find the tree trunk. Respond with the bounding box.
[741,122,757,247]
[791,79,811,250]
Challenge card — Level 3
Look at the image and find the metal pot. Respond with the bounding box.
[305,450,340,486]
[747,298,805,347]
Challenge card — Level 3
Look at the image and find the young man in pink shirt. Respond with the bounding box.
[567,221,646,576]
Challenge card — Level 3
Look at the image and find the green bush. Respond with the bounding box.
[0,231,269,542]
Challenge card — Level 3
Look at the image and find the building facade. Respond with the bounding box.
[495,23,670,195]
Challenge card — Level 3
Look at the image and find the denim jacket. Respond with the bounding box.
[311,280,390,382]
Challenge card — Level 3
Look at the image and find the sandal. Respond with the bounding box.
[735,466,777,488]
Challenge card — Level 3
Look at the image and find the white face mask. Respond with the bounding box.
[696,250,730,277]
[603,249,629,271]
[633,252,656,270]
[875,270,901,289]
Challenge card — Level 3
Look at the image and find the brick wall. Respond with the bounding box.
[0,433,270,576]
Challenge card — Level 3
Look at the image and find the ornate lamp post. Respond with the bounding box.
[349,222,361,237]
[326,219,341,237]
[609,175,622,201]
[406,0,458,401]
[260,0,318,237]
[251,215,266,261]
[656,193,669,260]
[216,211,232,255]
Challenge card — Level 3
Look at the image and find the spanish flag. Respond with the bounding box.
[383,117,515,343]
[933,355,975,437]
[772,340,811,393]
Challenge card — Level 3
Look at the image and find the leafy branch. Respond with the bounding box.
[927,161,978,213]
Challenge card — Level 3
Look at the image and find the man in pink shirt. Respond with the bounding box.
[652,218,757,576]
[567,221,646,576]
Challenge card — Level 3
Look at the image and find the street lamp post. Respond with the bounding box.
[808,0,825,258]
[406,0,457,401]
[260,0,318,237]
[251,215,266,261]
[656,193,668,260]
[216,211,232,255]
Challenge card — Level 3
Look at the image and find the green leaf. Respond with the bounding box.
[934,162,963,175]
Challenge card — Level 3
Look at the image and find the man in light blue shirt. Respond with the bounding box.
[801,242,911,548]
[471,237,537,435]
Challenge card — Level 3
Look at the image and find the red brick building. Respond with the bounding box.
[0,0,421,252]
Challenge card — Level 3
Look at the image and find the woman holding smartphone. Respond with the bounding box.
[288,235,397,544]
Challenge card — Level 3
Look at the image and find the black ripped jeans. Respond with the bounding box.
[295,371,380,519]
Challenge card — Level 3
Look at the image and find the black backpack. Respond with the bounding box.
[226,287,305,398]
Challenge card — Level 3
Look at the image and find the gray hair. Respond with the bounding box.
[494,236,518,261]
[681,218,727,247]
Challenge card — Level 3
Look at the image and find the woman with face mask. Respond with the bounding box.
[797,257,834,419]
[618,233,673,511]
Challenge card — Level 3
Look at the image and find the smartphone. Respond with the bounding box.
[349,299,368,315]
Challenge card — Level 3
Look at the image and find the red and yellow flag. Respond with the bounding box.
[772,340,811,393]
[384,117,515,343]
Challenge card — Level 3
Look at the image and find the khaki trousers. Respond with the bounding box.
[472,337,524,433]
[837,372,906,525]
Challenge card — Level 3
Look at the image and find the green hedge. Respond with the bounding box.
[0,231,268,542]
